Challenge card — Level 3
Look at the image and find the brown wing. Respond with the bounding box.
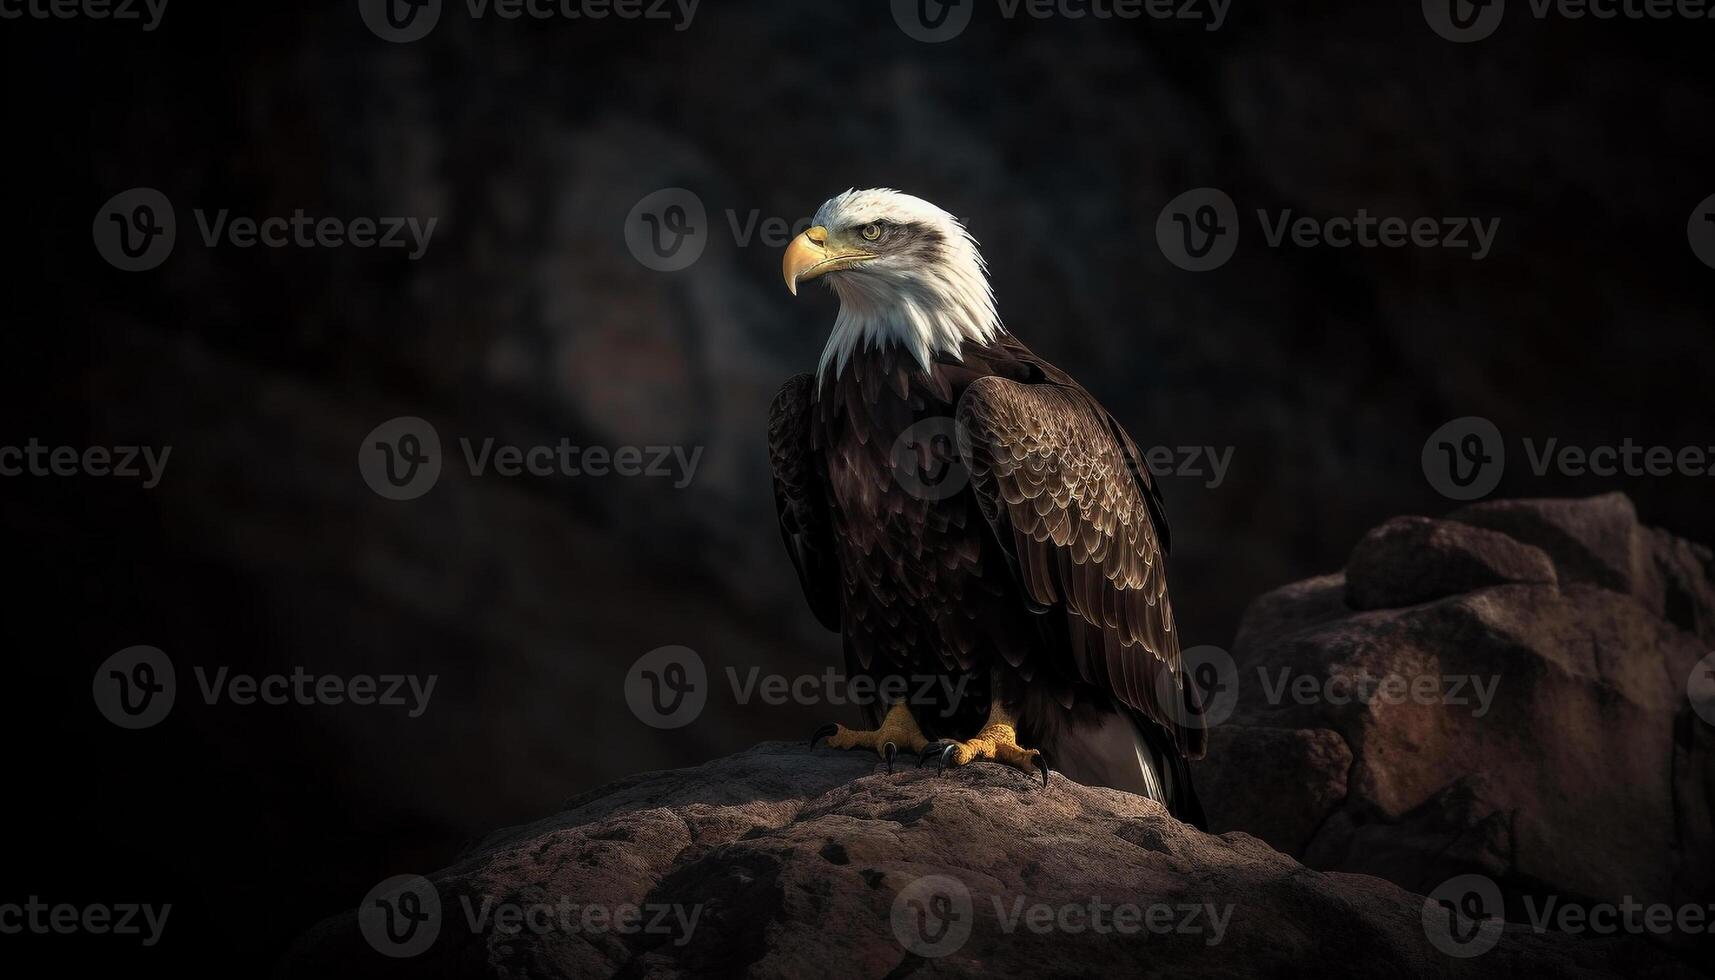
[956,375,1204,757]
[768,374,840,631]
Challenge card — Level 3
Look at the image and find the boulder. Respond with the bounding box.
[1196,495,1715,960]
[1345,515,1558,610]
[281,743,1695,978]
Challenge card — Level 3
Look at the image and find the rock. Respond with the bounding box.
[1450,493,1642,596]
[1197,726,1352,854]
[1196,495,1715,959]
[280,743,1695,979]
[1345,515,1558,610]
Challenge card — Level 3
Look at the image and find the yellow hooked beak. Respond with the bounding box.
[782,226,871,296]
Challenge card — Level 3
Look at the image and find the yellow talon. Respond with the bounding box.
[918,704,1049,787]
[810,701,930,765]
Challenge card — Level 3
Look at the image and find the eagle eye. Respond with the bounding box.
[860,222,883,242]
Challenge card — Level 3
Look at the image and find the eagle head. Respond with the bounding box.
[782,188,1002,379]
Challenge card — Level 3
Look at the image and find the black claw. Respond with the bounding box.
[1034,754,1051,789]
[917,741,949,769]
[883,741,897,773]
[809,724,839,750]
[916,742,962,772]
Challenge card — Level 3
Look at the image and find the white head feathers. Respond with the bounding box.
[804,189,1003,380]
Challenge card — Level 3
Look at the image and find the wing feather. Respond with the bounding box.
[768,375,840,632]
[957,375,1204,758]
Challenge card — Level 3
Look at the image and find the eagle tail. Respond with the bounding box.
[1046,711,1207,831]
[1136,715,1208,831]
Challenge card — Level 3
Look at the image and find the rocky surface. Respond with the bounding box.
[281,742,1699,979]
[1194,494,1715,955]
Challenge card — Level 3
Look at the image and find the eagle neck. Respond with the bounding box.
[815,269,1002,385]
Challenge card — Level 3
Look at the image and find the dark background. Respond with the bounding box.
[2,0,1711,970]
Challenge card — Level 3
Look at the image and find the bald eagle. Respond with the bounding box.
[770,189,1206,826]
